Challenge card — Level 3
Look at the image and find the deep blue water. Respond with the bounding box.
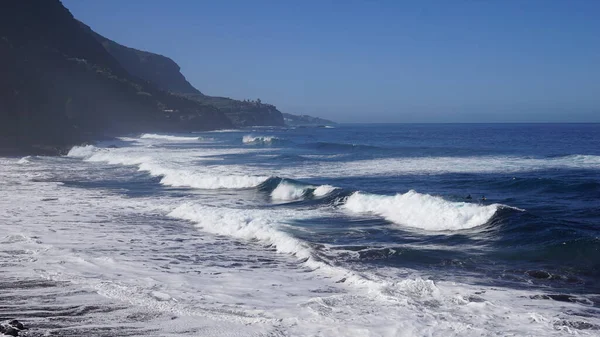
[213,124,600,297]
[4,123,600,335]
[66,123,600,301]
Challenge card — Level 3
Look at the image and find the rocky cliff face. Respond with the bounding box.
[85,26,285,128]
[81,22,201,95]
[185,95,285,127]
[0,0,231,155]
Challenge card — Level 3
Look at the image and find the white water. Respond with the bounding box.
[271,181,307,201]
[2,134,595,336]
[254,155,600,180]
[242,135,281,144]
[67,145,270,189]
[313,184,338,197]
[344,191,503,231]
[270,181,338,201]
[140,133,201,141]
[67,144,600,192]
[303,155,600,177]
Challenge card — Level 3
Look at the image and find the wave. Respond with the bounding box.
[271,181,307,201]
[270,181,339,202]
[242,135,282,144]
[291,154,600,178]
[67,145,98,158]
[200,129,241,133]
[155,167,268,189]
[343,190,513,231]
[140,133,200,142]
[168,201,521,324]
[313,184,338,197]
[67,145,269,189]
[166,203,417,294]
[169,204,314,258]
[17,156,31,164]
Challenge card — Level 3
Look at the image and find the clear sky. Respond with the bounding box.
[62,0,599,123]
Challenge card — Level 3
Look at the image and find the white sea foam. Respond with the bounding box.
[157,167,268,189]
[2,155,596,336]
[17,156,31,164]
[242,135,280,144]
[204,129,241,133]
[67,144,99,158]
[271,181,307,201]
[271,182,339,201]
[169,204,313,258]
[140,133,200,141]
[68,145,270,189]
[276,155,600,179]
[313,184,338,197]
[344,190,503,231]
[167,201,595,337]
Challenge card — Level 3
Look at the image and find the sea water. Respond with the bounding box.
[0,124,598,336]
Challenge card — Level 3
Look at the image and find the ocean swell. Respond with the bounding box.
[67,145,269,189]
[242,135,282,144]
[343,190,507,231]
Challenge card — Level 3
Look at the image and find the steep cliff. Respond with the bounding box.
[184,94,285,127]
[84,26,285,127]
[0,0,232,155]
[80,22,201,95]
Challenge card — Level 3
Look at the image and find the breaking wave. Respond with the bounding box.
[242,135,282,144]
[296,154,600,178]
[140,134,201,142]
[67,144,98,158]
[270,181,339,201]
[343,190,515,231]
[17,156,32,164]
[67,145,269,189]
[167,203,432,294]
[169,204,314,259]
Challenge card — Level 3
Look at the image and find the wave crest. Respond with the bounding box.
[242,135,281,144]
[67,146,269,189]
[140,134,200,141]
[271,181,339,201]
[343,190,504,231]
[67,145,98,158]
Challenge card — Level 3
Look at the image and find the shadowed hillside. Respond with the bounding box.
[0,0,231,155]
[84,25,285,127]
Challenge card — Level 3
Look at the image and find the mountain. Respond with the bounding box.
[183,94,285,127]
[80,22,200,95]
[84,26,284,127]
[282,113,336,126]
[0,0,232,155]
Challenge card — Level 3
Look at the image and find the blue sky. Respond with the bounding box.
[63,0,599,122]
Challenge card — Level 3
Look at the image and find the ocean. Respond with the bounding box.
[1,123,599,336]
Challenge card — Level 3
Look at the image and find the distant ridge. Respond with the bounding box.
[0,0,334,154]
[282,113,336,126]
[79,22,201,95]
[83,24,285,127]
[83,23,331,128]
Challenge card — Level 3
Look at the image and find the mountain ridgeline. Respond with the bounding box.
[0,0,233,154]
[0,0,296,155]
[82,22,285,128]
[282,113,336,126]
